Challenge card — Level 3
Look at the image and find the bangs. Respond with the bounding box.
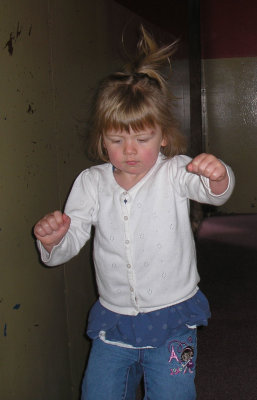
[100,85,160,134]
[103,112,157,134]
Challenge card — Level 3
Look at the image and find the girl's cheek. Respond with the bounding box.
[107,149,120,162]
[144,149,159,162]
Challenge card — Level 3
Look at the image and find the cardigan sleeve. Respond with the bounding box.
[169,155,235,206]
[38,168,99,266]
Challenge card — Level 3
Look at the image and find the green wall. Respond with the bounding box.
[0,1,142,399]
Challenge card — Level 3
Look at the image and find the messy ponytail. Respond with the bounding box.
[125,26,174,89]
[88,25,187,162]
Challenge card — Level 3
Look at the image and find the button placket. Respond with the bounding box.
[121,192,131,247]
[120,191,139,310]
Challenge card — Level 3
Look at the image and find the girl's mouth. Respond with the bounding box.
[126,160,138,165]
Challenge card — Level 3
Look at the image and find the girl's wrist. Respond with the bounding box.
[209,175,229,195]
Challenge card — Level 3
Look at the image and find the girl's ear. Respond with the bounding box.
[161,135,168,147]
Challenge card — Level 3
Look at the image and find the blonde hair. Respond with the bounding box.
[88,26,187,162]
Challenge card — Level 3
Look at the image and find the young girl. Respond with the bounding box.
[34,27,235,400]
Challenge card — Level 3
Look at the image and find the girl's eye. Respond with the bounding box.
[137,138,148,143]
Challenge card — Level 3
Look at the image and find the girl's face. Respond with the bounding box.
[103,125,166,188]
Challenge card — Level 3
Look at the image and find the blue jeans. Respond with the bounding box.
[81,327,197,400]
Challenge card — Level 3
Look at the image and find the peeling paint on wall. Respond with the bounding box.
[4,32,15,55]
[16,21,22,39]
[251,197,257,209]
[27,103,36,114]
[3,21,32,55]
[2,304,22,336]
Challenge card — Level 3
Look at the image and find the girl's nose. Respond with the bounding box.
[123,140,136,154]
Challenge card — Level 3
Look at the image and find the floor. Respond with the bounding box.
[196,214,257,400]
[137,213,257,399]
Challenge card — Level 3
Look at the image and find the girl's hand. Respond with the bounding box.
[187,153,229,195]
[34,211,71,253]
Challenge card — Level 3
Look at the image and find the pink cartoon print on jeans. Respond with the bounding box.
[168,337,195,375]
